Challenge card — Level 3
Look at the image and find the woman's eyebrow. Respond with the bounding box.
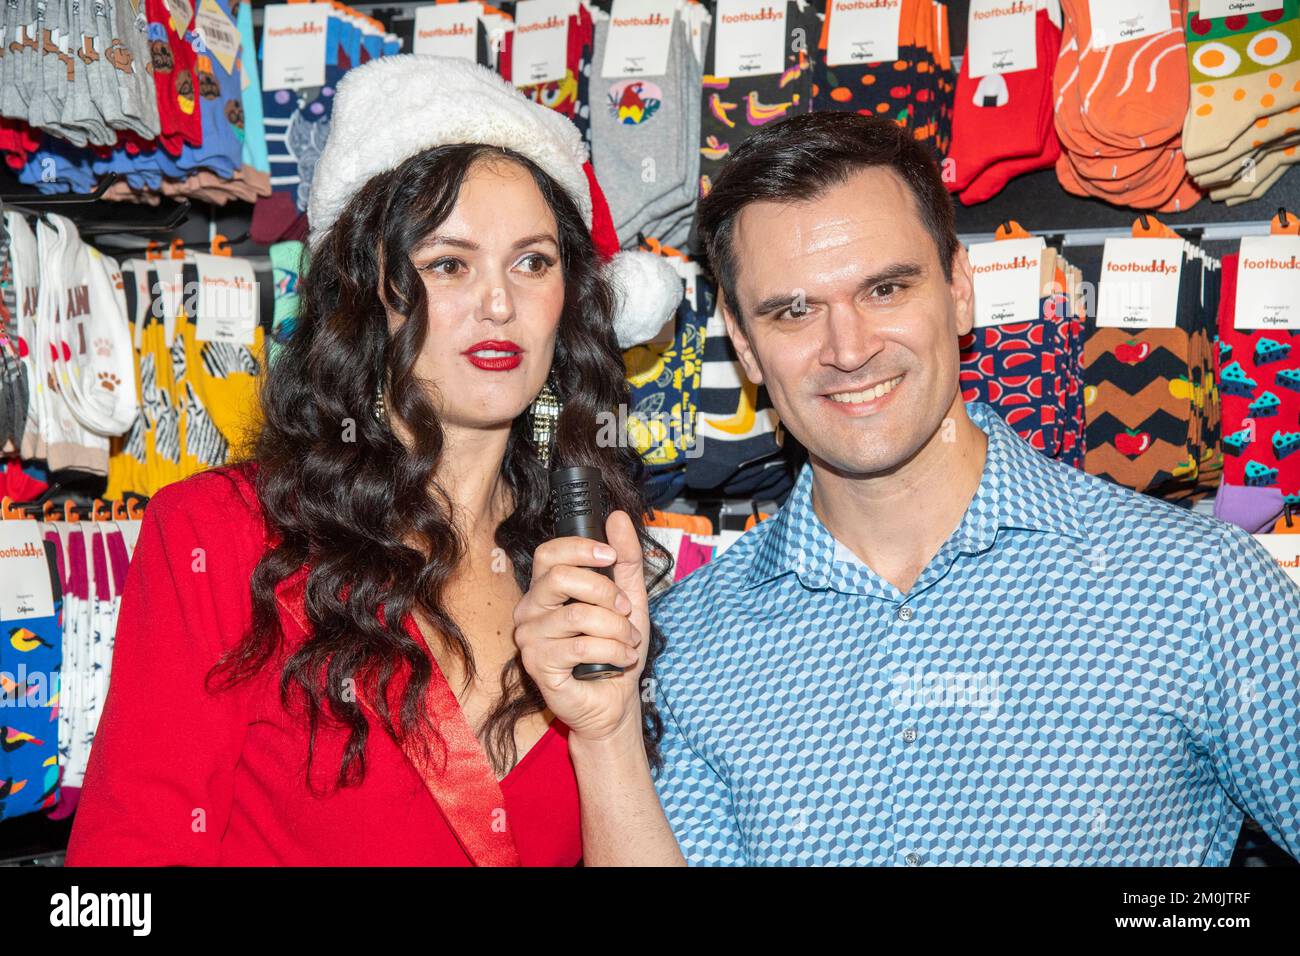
[414,233,559,252]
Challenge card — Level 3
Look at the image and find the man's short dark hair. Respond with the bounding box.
[696,112,960,321]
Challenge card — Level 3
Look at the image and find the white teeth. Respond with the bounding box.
[828,375,903,404]
[473,349,515,357]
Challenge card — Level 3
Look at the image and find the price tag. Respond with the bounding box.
[1200,0,1283,17]
[0,522,54,621]
[1254,534,1300,588]
[195,0,241,74]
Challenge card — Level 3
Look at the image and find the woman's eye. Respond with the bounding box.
[518,253,554,275]
[420,258,463,277]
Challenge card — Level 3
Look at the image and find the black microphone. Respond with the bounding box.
[549,465,625,681]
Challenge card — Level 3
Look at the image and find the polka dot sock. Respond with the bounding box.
[1183,0,1300,164]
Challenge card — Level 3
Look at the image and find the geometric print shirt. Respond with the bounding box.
[649,400,1300,865]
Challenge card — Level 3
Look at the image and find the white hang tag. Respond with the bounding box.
[713,0,787,78]
[193,252,258,345]
[1088,0,1173,50]
[261,3,330,90]
[969,237,1045,327]
[513,0,577,86]
[602,0,676,78]
[1253,534,1300,589]
[1096,237,1184,329]
[1234,235,1300,331]
[412,3,480,60]
[1200,0,1283,17]
[967,0,1037,77]
[826,0,902,68]
[0,522,55,621]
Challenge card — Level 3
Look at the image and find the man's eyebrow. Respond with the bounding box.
[414,233,559,253]
[749,261,927,317]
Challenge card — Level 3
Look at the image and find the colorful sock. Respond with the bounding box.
[1182,0,1300,163]
[1217,252,1300,505]
[948,7,1058,194]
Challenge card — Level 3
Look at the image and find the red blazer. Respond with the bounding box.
[65,468,582,866]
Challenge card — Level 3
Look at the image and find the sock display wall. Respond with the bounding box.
[2,0,1297,867]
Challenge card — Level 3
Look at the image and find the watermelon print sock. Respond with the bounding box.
[1217,253,1300,505]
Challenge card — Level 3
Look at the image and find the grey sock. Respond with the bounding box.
[113,0,160,139]
[591,13,689,246]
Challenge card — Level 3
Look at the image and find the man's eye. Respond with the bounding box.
[874,283,902,298]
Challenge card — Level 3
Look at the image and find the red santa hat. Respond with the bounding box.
[307,54,681,349]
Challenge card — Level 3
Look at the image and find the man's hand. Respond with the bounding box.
[513,510,650,743]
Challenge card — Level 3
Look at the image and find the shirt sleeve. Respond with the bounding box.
[651,683,749,866]
[1194,524,1300,862]
[65,478,259,866]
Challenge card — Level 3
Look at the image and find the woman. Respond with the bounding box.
[65,56,680,866]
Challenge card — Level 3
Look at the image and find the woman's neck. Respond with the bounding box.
[435,421,514,543]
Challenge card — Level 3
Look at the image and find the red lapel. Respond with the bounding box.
[274,566,523,867]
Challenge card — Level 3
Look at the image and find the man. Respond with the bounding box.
[513,113,1299,866]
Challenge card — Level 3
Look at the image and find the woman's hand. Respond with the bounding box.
[513,510,650,744]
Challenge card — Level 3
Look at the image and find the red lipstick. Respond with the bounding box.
[462,340,524,371]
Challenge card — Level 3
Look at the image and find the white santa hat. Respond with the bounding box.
[307,54,681,349]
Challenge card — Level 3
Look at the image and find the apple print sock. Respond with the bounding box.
[948,7,1059,195]
[1217,252,1300,505]
[1182,0,1300,164]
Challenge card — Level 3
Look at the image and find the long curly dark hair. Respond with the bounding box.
[209,145,671,788]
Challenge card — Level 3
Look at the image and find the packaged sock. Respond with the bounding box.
[950,6,1060,199]
[1217,252,1300,505]
[1182,0,1300,164]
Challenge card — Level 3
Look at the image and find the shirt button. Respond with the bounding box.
[905,852,922,866]
[896,605,914,622]
[901,728,917,743]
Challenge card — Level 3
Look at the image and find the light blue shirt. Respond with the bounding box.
[649,401,1300,865]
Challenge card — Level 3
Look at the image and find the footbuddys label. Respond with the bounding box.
[827,0,902,68]
[967,0,1036,77]
[1235,235,1300,330]
[969,236,1044,327]
[714,0,787,78]
[602,0,676,78]
[1097,237,1184,329]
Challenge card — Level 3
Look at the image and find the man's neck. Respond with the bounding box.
[808,399,988,595]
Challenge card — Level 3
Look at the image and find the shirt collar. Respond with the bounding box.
[744,401,1086,591]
